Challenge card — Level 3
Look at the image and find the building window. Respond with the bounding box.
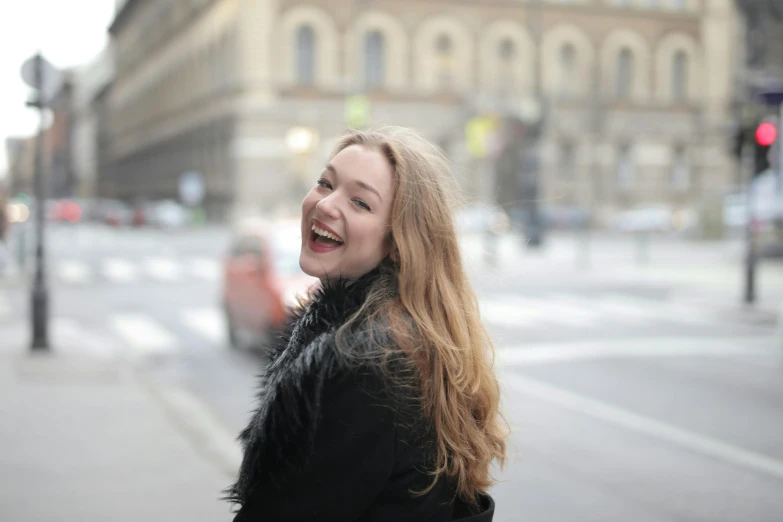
[671,51,688,102]
[499,38,515,61]
[560,142,576,180]
[616,48,634,100]
[616,144,634,189]
[559,44,576,96]
[296,25,316,86]
[365,30,385,90]
[672,145,689,190]
[436,33,454,91]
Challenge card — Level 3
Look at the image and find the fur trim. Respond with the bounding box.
[224,267,385,508]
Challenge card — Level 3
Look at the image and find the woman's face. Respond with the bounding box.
[299,144,394,281]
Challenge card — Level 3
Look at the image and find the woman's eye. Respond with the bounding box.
[316,179,332,190]
[353,199,371,212]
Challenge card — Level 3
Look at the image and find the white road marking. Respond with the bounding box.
[144,257,182,282]
[495,337,776,367]
[56,260,92,284]
[180,308,225,345]
[503,373,783,480]
[189,257,221,281]
[102,258,138,283]
[480,292,723,331]
[110,313,177,354]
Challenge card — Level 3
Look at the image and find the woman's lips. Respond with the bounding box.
[308,231,345,253]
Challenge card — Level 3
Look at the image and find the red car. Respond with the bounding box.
[222,219,318,352]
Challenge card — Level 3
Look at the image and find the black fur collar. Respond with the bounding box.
[225,266,385,508]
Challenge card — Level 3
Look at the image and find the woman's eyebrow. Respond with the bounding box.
[325,163,383,202]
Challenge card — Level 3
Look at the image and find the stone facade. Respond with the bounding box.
[105,0,739,224]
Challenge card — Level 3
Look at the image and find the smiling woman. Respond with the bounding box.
[226,127,507,522]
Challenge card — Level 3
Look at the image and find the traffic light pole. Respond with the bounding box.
[30,54,49,350]
[742,140,757,304]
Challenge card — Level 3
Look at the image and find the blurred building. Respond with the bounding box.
[4,136,36,197]
[48,72,76,200]
[71,48,115,200]
[104,0,738,224]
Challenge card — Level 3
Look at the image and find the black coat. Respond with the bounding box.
[225,267,495,521]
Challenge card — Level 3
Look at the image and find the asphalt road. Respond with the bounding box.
[1,223,781,521]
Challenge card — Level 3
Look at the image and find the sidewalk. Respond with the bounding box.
[0,322,240,522]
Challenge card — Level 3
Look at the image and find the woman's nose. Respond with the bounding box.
[315,194,340,219]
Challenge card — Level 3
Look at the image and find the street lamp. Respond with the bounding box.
[20,52,60,351]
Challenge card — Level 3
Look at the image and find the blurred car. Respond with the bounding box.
[222,218,318,353]
[147,199,190,229]
[97,199,133,227]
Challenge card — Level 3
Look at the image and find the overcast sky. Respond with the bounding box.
[0,0,116,179]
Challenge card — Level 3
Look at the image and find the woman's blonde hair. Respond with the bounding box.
[331,126,507,502]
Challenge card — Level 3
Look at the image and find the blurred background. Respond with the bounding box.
[1,1,783,521]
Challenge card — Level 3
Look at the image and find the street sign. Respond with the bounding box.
[20,54,61,104]
[179,171,205,206]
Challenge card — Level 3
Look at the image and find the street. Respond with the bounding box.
[1,223,783,521]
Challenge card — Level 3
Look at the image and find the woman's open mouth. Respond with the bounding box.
[308,224,344,253]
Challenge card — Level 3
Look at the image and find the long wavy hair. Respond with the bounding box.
[330,126,507,502]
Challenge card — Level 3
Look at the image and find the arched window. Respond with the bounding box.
[365,30,385,89]
[499,38,515,61]
[296,25,315,85]
[671,51,688,102]
[560,44,576,95]
[436,33,454,90]
[616,48,634,100]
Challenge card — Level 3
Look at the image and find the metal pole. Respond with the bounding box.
[779,103,783,195]
[742,139,756,304]
[31,53,49,350]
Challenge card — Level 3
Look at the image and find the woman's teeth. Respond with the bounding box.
[311,225,343,243]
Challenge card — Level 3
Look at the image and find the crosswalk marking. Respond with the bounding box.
[480,292,722,331]
[56,260,92,284]
[188,258,221,281]
[180,308,225,345]
[110,313,177,354]
[144,257,182,282]
[102,258,138,282]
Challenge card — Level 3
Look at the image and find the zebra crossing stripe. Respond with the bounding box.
[188,258,220,281]
[180,308,225,345]
[110,313,177,354]
[56,260,92,284]
[102,258,138,282]
[143,257,182,282]
[479,292,721,330]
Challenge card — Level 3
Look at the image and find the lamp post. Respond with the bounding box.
[20,53,60,351]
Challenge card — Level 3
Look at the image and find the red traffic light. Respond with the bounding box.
[755,122,777,147]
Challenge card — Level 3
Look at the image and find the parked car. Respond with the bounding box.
[222,219,318,353]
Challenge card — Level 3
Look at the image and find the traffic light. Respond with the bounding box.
[753,121,777,175]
